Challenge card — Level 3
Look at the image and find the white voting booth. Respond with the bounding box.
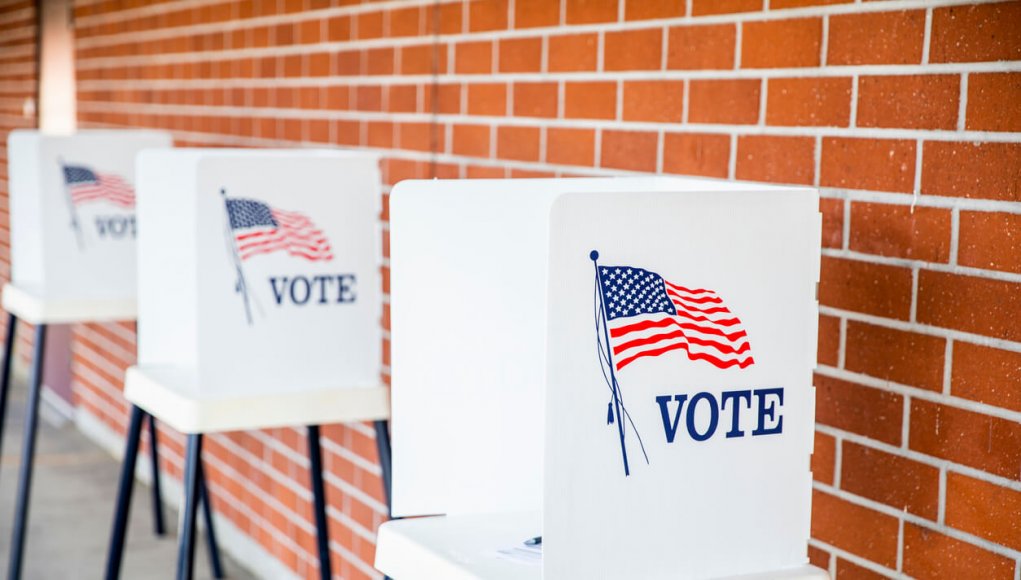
[5,129,172,321]
[2,130,172,580]
[377,178,827,580]
[128,148,388,430]
[107,149,389,580]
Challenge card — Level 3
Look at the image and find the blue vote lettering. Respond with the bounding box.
[94,215,136,239]
[268,274,357,306]
[655,388,784,443]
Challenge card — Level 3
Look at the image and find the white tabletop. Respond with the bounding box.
[376,512,542,580]
[125,365,390,434]
[2,283,136,324]
[375,512,830,580]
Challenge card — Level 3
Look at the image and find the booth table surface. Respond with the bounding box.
[375,513,830,580]
[2,283,136,324]
[124,365,389,434]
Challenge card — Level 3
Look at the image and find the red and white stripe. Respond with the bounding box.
[235,208,333,262]
[608,280,754,370]
[69,173,135,208]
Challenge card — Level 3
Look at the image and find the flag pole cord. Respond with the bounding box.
[58,158,85,249]
[221,188,252,325]
[591,250,630,477]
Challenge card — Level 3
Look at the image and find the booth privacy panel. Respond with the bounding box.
[388,177,815,519]
[8,130,172,300]
[136,149,382,394]
[543,190,820,579]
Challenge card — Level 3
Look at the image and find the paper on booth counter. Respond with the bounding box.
[494,544,541,565]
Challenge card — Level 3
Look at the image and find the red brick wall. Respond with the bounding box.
[4,0,1021,578]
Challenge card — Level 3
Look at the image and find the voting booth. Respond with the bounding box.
[1,129,173,580]
[376,178,827,580]
[5,129,172,319]
[106,149,389,580]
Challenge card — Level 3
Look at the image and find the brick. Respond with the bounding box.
[604,28,662,71]
[922,142,1021,202]
[814,374,903,445]
[807,545,830,570]
[773,0,850,6]
[817,313,840,367]
[452,124,490,157]
[946,473,1021,551]
[467,83,506,116]
[820,198,843,250]
[903,523,1016,580]
[849,202,951,262]
[911,399,1021,480]
[967,73,1021,132]
[498,37,542,73]
[468,0,508,32]
[959,211,1021,274]
[355,11,383,39]
[389,6,422,37]
[601,130,658,172]
[821,138,916,193]
[427,83,462,115]
[566,0,618,24]
[917,270,1021,342]
[666,24,736,70]
[514,0,559,28]
[549,33,598,72]
[496,126,540,161]
[388,85,418,113]
[662,133,730,179]
[952,341,1021,414]
[400,44,434,75]
[689,79,760,124]
[564,81,616,120]
[547,128,595,167]
[834,560,887,580]
[845,321,945,391]
[626,0,684,20]
[766,77,851,127]
[820,256,912,320]
[513,82,557,118]
[692,0,761,15]
[735,135,814,186]
[857,75,960,130]
[400,122,440,152]
[437,2,463,34]
[931,2,1021,63]
[622,80,683,123]
[828,10,925,65]
[741,18,821,68]
[842,442,940,519]
[812,431,835,485]
[811,490,899,567]
[455,41,492,74]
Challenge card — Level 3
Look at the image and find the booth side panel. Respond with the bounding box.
[7,131,45,291]
[136,151,199,368]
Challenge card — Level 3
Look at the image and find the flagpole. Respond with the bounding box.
[591,250,630,477]
[221,188,252,325]
[58,158,85,249]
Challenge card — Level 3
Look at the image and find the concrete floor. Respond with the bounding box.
[0,380,255,580]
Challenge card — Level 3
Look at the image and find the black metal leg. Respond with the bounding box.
[176,434,203,580]
[7,323,46,580]
[147,415,166,536]
[104,405,147,580]
[307,425,332,580]
[373,420,392,518]
[0,312,17,472]
[198,462,224,579]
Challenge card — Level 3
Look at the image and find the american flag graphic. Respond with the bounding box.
[597,264,754,370]
[63,164,135,208]
[225,198,333,262]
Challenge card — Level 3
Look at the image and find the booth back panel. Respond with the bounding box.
[8,130,172,300]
